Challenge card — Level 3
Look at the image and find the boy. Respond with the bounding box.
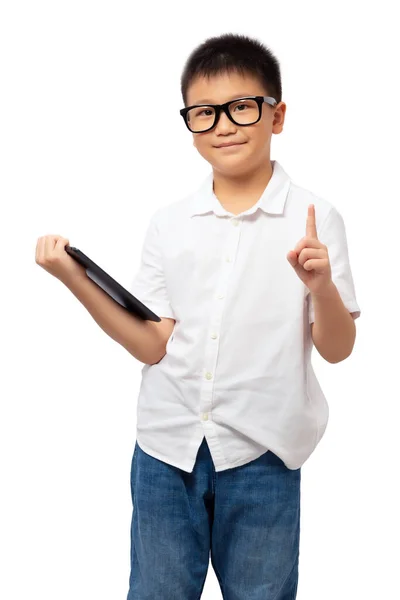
[36,33,361,600]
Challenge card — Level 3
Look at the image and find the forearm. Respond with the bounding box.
[60,273,164,365]
[311,282,356,363]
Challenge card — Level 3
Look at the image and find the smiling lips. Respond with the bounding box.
[215,142,246,148]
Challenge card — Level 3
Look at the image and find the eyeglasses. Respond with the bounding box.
[179,95,277,133]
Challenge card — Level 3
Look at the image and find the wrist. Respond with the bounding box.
[310,280,336,299]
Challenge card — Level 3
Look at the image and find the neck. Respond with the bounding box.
[212,159,274,204]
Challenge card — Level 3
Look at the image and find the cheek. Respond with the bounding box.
[252,128,270,147]
[193,134,206,150]
[250,118,271,142]
[193,140,210,161]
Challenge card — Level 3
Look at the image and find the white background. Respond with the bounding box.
[1,1,399,598]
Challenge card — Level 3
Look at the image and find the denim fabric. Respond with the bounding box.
[127,436,301,600]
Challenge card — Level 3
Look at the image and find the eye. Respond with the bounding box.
[234,103,249,112]
[197,108,213,117]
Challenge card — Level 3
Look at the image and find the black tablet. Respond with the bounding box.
[65,245,161,322]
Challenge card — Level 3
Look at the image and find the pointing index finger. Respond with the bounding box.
[306,204,318,239]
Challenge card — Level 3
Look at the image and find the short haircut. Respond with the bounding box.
[180,33,282,107]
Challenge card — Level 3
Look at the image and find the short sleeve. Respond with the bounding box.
[129,210,175,320]
[307,206,361,323]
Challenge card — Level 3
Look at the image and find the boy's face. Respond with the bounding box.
[186,70,286,176]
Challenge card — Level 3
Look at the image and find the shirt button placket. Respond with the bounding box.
[200,216,242,426]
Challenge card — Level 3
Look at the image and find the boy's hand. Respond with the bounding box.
[286,204,333,296]
[35,235,87,283]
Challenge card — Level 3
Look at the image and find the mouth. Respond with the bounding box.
[214,142,247,149]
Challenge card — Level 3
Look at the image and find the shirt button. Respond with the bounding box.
[225,256,232,262]
[231,219,239,227]
[202,413,208,421]
[211,333,218,339]
[217,293,224,299]
[205,372,213,380]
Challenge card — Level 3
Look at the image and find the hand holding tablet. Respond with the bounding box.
[65,245,161,322]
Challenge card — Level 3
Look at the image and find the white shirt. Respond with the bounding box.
[129,159,361,472]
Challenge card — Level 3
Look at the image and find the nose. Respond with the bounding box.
[214,109,237,134]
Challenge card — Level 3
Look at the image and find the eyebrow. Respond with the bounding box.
[192,94,253,105]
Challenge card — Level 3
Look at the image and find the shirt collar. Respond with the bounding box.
[188,159,291,218]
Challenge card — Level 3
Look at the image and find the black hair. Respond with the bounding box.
[180,33,282,107]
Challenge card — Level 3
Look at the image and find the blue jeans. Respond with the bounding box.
[127,436,301,600]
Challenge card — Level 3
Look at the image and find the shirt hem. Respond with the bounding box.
[136,436,272,473]
[135,438,195,472]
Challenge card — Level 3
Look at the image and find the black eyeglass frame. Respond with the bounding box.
[179,95,278,133]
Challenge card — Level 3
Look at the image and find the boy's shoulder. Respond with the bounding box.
[151,183,204,226]
[289,180,342,231]
[290,179,335,211]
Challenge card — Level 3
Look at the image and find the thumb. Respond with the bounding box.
[287,250,298,267]
[59,236,69,246]
[287,250,305,279]
[55,237,70,254]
